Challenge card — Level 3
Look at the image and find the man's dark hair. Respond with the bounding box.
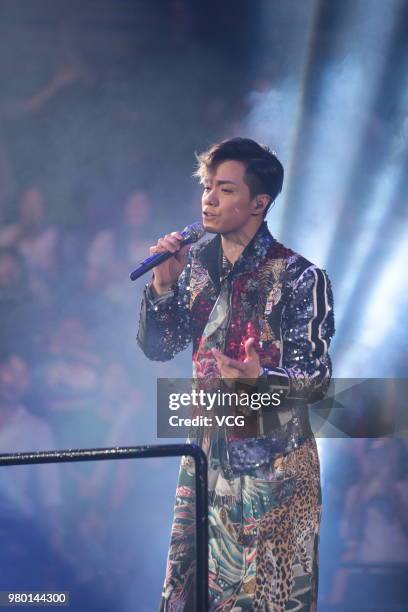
[193,137,284,217]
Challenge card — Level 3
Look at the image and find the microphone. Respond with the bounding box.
[129,222,205,281]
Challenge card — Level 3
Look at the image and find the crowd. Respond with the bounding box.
[1,182,407,610]
[0,181,172,609]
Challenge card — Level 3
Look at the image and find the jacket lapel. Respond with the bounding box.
[196,221,275,290]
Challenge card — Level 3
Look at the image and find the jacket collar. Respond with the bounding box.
[197,220,275,292]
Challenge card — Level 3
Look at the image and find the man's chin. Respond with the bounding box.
[202,219,222,234]
[204,226,221,234]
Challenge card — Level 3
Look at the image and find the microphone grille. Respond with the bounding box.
[181,222,206,243]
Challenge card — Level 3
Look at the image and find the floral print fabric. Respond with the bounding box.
[137,221,334,610]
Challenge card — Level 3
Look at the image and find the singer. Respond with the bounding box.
[137,137,335,611]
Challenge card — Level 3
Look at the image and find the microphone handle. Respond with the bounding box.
[129,235,195,281]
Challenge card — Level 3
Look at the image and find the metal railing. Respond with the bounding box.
[0,443,209,612]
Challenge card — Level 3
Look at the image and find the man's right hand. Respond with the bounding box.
[149,232,191,295]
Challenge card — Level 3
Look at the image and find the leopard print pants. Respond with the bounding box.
[160,436,321,611]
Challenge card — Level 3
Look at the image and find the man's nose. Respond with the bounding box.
[203,190,218,206]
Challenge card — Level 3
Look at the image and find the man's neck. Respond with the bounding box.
[221,219,263,265]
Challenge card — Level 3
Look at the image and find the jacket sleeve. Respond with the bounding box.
[136,251,193,361]
[259,264,335,403]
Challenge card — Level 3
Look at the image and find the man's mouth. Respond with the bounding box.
[203,211,218,218]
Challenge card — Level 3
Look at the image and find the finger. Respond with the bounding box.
[212,350,244,371]
[244,337,257,359]
[212,348,230,364]
[150,232,180,253]
[212,347,235,360]
[162,235,182,251]
[156,237,179,253]
[220,367,241,379]
[150,239,167,253]
[165,234,183,248]
[149,244,169,255]
[227,361,248,373]
[170,231,184,241]
[212,349,247,372]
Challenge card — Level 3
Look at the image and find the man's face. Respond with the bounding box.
[201,160,259,234]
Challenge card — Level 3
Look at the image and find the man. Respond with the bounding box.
[137,138,335,611]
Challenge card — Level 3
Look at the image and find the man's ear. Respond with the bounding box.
[251,194,270,216]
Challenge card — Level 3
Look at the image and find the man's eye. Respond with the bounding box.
[222,189,233,193]
[203,186,211,192]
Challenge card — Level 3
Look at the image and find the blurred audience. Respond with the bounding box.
[325,437,408,607]
[0,353,69,589]
[0,247,44,356]
[120,189,152,263]
[0,186,60,302]
[341,439,408,563]
[35,316,101,417]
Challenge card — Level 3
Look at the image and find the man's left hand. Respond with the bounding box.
[211,338,262,383]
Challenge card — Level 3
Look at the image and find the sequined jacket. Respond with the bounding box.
[137,221,335,446]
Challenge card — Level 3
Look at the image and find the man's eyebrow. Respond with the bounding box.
[203,179,238,186]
